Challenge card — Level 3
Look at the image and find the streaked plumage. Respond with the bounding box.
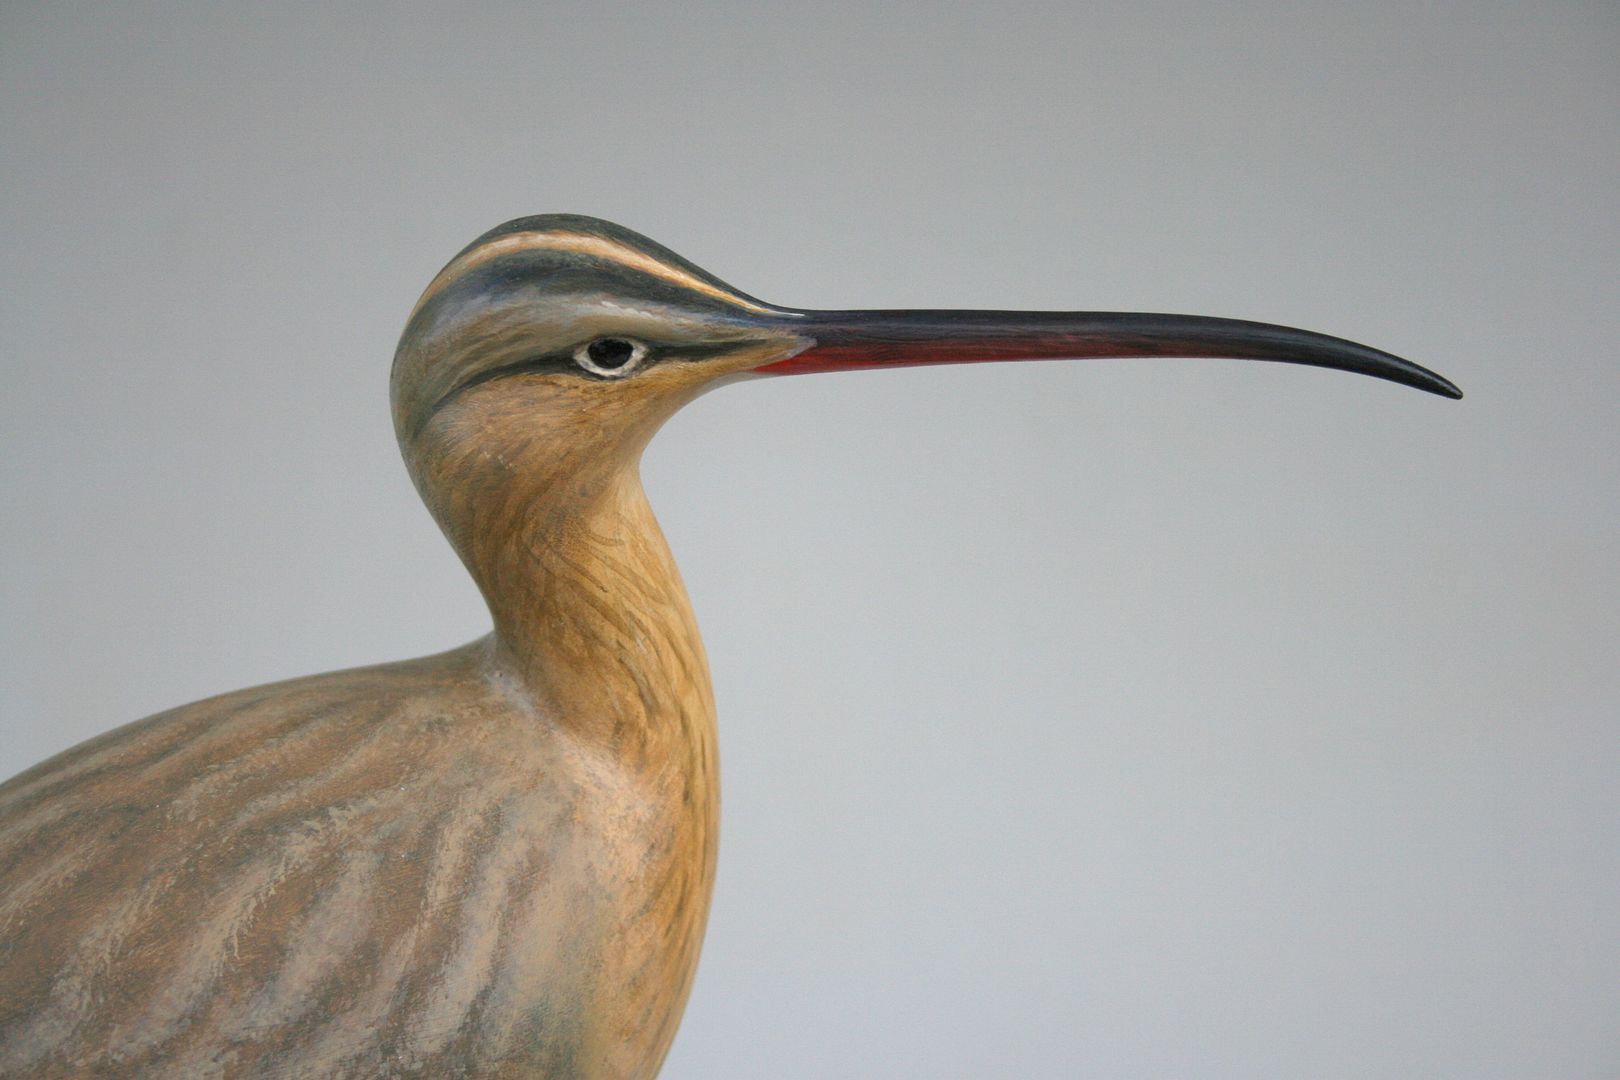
[0,215,1459,1077]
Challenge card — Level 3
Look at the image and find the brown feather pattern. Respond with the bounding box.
[1,619,712,1077]
[0,217,801,1077]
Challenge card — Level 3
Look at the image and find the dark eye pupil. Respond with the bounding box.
[587,338,636,368]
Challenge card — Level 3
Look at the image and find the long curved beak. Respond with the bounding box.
[757,309,1461,399]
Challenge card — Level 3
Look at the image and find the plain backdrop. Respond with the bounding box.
[2,3,1616,1077]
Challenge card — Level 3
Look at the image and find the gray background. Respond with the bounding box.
[3,3,1616,1076]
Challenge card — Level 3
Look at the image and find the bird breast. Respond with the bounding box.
[0,641,715,1078]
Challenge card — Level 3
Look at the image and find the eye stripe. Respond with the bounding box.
[434,354,575,406]
[423,341,739,429]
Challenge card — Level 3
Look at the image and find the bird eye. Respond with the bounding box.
[573,337,647,378]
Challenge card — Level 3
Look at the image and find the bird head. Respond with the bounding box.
[392,214,1459,546]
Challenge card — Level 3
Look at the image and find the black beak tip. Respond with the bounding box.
[1414,369,1464,400]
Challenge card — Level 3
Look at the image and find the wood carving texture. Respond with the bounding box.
[0,546,716,1078]
[0,216,767,1079]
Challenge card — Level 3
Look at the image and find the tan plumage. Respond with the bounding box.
[0,215,1459,1077]
[0,216,770,1078]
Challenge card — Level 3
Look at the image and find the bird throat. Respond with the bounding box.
[461,463,722,1072]
[486,469,717,772]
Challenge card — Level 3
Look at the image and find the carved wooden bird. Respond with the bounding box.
[0,215,1460,1078]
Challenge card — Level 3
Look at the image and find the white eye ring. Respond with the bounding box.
[573,337,648,378]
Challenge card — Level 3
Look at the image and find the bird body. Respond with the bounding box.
[0,553,715,1077]
[0,215,1459,1077]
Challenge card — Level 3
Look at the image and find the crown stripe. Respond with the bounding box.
[411,231,775,320]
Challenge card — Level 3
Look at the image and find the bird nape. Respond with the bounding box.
[0,215,1459,1079]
